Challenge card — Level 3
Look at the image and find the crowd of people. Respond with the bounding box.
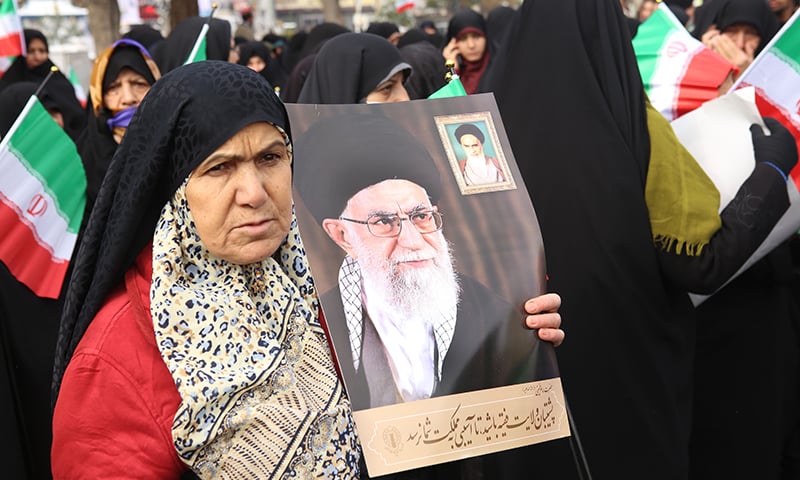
[0,0,799,478]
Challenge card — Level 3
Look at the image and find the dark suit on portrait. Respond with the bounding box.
[321,274,559,411]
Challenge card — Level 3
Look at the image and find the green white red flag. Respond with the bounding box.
[0,96,86,298]
[0,0,24,77]
[0,0,24,57]
[184,23,209,64]
[428,77,467,99]
[68,65,87,108]
[633,3,736,120]
[731,9,800,189]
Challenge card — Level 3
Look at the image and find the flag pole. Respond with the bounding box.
[33,66,59,98]
[0,68,53,147]
[185,3,219,64]
[444,59,459,83]
[728,8,800,92]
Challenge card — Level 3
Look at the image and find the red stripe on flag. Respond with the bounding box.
[753,91,800,190]
[0,33,23,57]
[0,196,68,299]
[674,49,736,119]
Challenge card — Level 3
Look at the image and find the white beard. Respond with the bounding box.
[352,234,461,322]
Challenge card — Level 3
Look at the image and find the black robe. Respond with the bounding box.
[480,0,790,478]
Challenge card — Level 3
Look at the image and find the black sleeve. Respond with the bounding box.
[658,163,790,294]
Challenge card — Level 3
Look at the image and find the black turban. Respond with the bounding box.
[293,113,441,223]
[454,123,484,144]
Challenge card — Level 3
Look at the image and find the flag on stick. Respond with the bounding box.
[0,0,25,58]
[184,23,209,64]
[68,66,87,108]
[0,96,86,298]
[633,3,736,120]
[428,77,467,99]
[730,9,800,189]
[184,3,218,65]
[394,0,414,13]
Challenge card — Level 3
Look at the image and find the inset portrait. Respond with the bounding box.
[435,111,516,194]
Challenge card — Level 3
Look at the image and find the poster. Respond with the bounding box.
[287,94,569,476]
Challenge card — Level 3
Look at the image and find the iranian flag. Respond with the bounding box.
[0,0,24,77]
[731,9,800,189]
[0,0,25,58]
[184,23,209,64]
[633,3,736,120]
[428,77,467,99]
[395,0,414,13]
[0,96,86,298]
[68,66,87,108]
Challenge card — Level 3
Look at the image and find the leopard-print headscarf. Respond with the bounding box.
[54,63,359,477]
[152,168,359,477]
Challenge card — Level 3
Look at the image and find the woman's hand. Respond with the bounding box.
[524,293,564,347]
[442,37,460,64]
[702,27,754,73]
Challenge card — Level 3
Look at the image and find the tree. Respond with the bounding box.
[320,0,344,25]
[170,0,198,32]
[75,0,120,53]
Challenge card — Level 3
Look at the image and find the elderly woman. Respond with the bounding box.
[78,38,160,214]
[298,32,412,104]
[51,61,563,478]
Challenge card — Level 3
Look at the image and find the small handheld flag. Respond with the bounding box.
[428,59,467,99]
[0,0,25,58]
[730,8,800,189]
[185,3,218,65]
[633,3,736,120]
[0,93,86,298]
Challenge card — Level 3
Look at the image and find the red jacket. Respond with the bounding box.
[52,245,187,478]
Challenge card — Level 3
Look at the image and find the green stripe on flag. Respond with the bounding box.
[185,24,209,64]
[428,78,467,99]
[772,22,800,75]
[8,99,85,233]
[633,7,676,87]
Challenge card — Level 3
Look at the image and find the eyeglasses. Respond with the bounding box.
[339,208,443,238]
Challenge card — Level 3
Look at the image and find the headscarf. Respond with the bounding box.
[480,0,705,476]
[396,28,430,48]
[0,81,84,141]
[123,24,165,51]
[282,23,350,102]
[236,40,288,90]
[693,0,780,52]
[399,40,448,99]
[297,33,411,104]
[0,30,85,139]
[153,16,233,74]
[446,9,490,94]
[54,61,360,476]
[79,39,160,212]
[365,21,400,40]
[485,5,516,55]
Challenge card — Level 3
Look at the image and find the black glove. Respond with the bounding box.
[750,117,798,178]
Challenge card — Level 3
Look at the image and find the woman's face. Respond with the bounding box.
[246,55,266,72]
[103,67,151,111]
[186,122,293,264]
[455,31,486,63]
[365,71,410,104]
[25,38,48,70]
[722,23,761,54]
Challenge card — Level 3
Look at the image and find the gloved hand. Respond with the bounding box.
[750,117,798,178]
